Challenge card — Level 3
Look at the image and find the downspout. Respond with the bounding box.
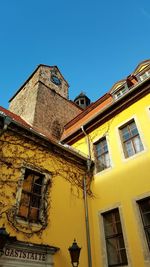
[0,116,12,136]
[81,126,92,267]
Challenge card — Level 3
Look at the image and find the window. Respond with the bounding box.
[114,86,129,100]
[80,99,85,105]
[119,120,144,158]
[18,169,44,223]
[138,198,150,250]
[139,70,150,82]
[94,137,110,172]
[102,209,128,267]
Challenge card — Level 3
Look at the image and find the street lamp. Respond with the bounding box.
[68,239,81,267]
[0,227,9,256]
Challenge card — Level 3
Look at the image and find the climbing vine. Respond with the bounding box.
[0,130,91,239]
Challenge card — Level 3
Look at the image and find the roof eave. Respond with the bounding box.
[62,77,150,144]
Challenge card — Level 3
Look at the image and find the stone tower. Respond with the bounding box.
[74,92,91,109]
[9,65,82,140]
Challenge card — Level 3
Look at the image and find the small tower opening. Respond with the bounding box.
[74,92,91,109]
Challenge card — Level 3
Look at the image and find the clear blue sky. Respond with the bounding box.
[0,0,150,109]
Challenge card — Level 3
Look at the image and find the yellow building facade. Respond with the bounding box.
[62,60,150,267]
[1,59,150,267]
[0,107,90,267]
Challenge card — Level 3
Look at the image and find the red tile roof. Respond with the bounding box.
[0,106,88,161]
[0,105,60,143]
[0,106,31,128]
[61,94,113,141]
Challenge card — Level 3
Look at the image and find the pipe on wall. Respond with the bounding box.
[81,126,92,267]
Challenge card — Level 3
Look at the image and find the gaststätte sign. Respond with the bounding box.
[4,247,46,262]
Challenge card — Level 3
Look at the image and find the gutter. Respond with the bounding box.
[81,126,92,267]
[62,76,150,144]
[83,75,150,129]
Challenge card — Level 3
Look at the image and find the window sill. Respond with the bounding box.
[122,148,146,163]
[94,166,112,176]
[16,217,42,229]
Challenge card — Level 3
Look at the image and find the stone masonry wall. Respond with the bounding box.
[9,65,81,140]
[34,82,81,139]
[39,66,69,99]
[9,69,40,125]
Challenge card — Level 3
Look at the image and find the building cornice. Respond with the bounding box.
[62,78,150,145]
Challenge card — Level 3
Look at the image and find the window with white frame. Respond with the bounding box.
[102,208,128,267]
[114,86,129,100]
[18,168,45,223]
[94,137,110,172]
[138,197,150,250]
[139,70,150,82]
[119,119,144,158]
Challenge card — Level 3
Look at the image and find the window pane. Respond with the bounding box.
[142,212,150,225]
[20,192,30,207]
[95,138,110,172]
[146,228,150,248]
[103,141,108,153]
[103,209,128,266]
[18,205,29,218]
[129,122,138,136]
[105,153,110,168]
[22,174,33,192]
[140,199,150,213]
[34,175,43,185]
[107,238,120,266]
[31,195,41,208]
[133,136,143,153]
[18,169,44,222]
[138,198,150,250]
[122,126,130,141]
[125,140,134,157]
[33,184,42,194]
[104,220,122,236]
[98,153,110,171]
[18,193,30,218]
[139,199,150,226]
[120,120,144,158]
[29,207,39,221]
[107,237,127,266]
[120,248,128,264]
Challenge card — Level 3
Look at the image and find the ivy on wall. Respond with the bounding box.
[0,129,91,238]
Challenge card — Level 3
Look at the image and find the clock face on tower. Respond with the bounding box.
[51,75,61,86]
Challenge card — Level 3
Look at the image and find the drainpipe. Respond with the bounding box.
[81,126,92,267]
[0,116,12,136]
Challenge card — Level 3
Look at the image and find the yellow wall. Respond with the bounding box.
[0,130,88,267]
[73,93,150,267]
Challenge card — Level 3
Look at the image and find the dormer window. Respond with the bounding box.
[139,69,150,82]
[114,85,129,100]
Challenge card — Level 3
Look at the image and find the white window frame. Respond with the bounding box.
[93,134,113,175]
[16,166,50,226]
[132,193,150,264]
[114,85,129,100]
[98,204,130,267]
[139,70,150,82]
[116,116,146,162]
